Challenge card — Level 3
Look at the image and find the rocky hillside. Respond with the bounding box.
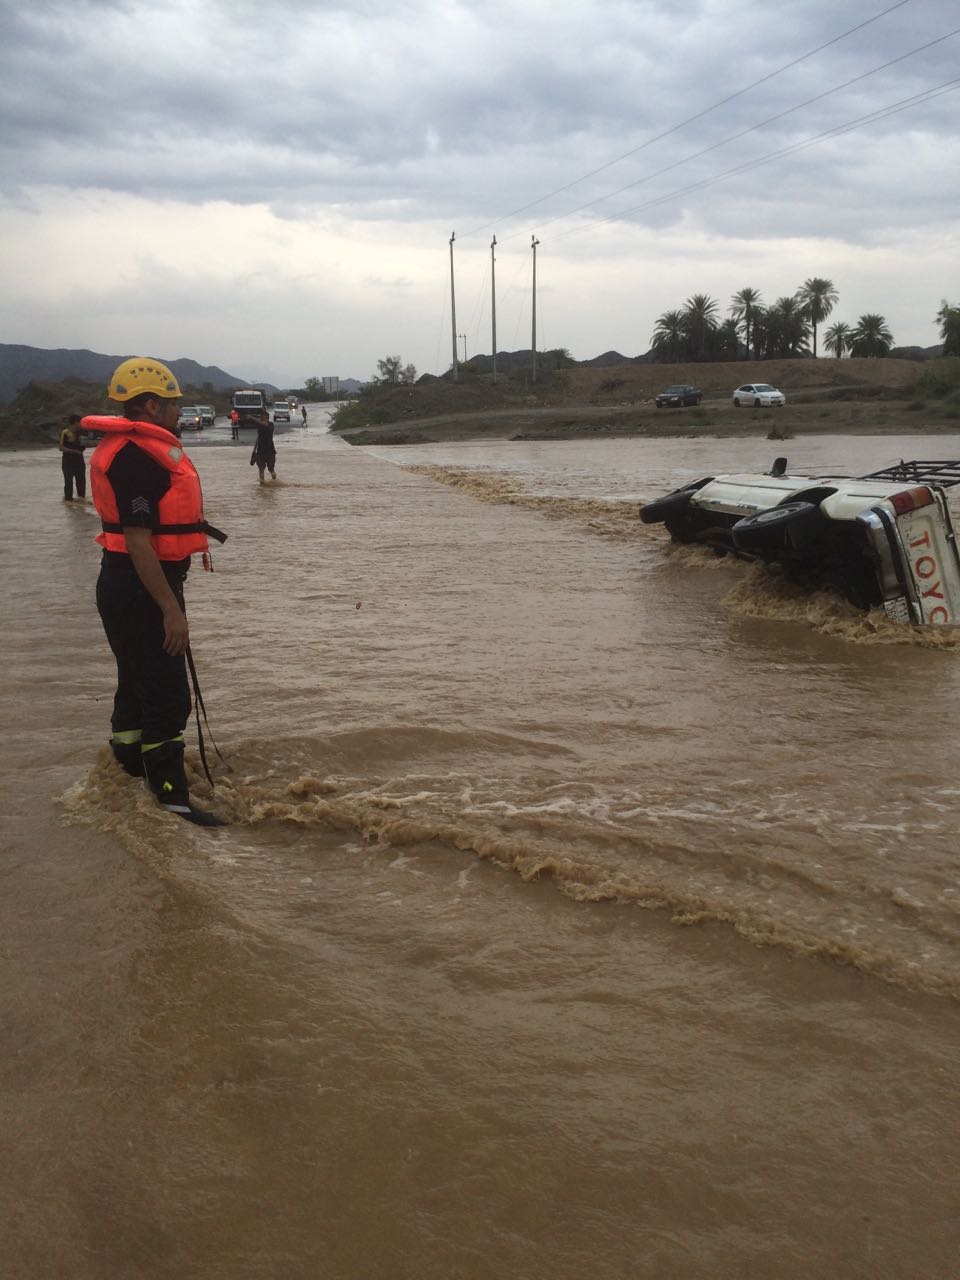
[0,343,251,406]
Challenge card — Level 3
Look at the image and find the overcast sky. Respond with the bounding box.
[1,0,957,385]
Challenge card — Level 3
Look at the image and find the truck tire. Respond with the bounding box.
[639,478,712,526]
[732,501,820,552]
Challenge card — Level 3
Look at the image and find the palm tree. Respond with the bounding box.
[936,300,960,357]
[796,277,839,358]
[765,296,810,359]
[651,309,687,363]
[730,287,762,359]
[683,293,720,361]
[824,321,852,358]
[718,318,740,359]
[849,314,894,357]
[749,306,770,359]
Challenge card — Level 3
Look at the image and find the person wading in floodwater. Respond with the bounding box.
[58,413,87,500]
[83,357,228,827]
[250,409,277,483]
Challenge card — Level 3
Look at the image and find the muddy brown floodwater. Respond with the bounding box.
[2,417,959,1279]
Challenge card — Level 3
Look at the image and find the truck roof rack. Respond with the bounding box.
[858,459,960,489]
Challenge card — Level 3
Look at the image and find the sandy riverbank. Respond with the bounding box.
[339,397,956,447]
[337,356,957,446]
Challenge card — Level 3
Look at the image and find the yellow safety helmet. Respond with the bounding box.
[108,357,181,402]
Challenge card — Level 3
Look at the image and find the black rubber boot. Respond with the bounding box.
[142,740,227,828]
[111,739,145,777]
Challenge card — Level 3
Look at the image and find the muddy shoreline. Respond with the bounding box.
[339,398,956,447]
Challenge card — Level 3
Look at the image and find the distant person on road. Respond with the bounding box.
[250,409,277,483]
[229,408,240,441]
[58,413,87,500]
[301,405,307,426]
[83,356,227,827]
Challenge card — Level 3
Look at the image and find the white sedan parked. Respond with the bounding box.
[732,383,786,407]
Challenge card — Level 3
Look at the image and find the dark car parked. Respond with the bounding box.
[655,383,702,408]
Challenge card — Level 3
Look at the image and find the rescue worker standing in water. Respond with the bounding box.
[58,413,87,500]
[83,357,227,827]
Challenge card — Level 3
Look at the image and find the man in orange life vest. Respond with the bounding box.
[83,357,227,827]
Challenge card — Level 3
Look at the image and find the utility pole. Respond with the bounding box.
[449,231,458,383]
[491,236,498,384]
[531,235,540,383]
[458,333,467,364]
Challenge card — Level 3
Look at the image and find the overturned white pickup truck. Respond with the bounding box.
[640,458,960,625]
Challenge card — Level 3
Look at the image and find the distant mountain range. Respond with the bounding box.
[0,344,263,406]
[0,345,372,406]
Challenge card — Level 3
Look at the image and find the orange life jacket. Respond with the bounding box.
[83,416,225,560]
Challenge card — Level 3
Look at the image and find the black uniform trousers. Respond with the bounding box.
[96,552,191,745]
[62,454,86,499]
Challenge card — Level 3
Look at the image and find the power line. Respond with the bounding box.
[442,75,958,359]
[461,0,919,238]
[532,26,959,238]
[554,76,960,239]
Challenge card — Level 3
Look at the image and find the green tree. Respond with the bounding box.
[651,309,687,362]
[718,318,740,359]
[849,314,894,357]
[823,321,852,358]
[796,277,839,358]
[748,306,769,359]
[936,300,960,357]
[542,347,577,369]
[682,293,720,361]
[304,376,323,396]
[763,297,810,358]
[374,355,417,384]
[730,287,762,359]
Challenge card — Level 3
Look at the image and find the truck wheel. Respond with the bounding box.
[640,477,711,525]
[641,478,714,527]
[640,490,694,524]
[664,514,698,544]
[732,501,820,551]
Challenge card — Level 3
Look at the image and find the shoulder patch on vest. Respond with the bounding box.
[168,447,183,462]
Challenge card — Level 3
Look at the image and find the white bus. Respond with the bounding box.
[231,388,266,426]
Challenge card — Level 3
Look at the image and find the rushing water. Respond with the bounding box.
[2,414,959,1278]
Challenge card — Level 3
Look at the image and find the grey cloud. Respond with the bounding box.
[1,0,958,242]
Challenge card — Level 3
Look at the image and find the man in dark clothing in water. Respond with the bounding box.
[250,409,277,483]
[84,357,227,827]
[58,413,87,499]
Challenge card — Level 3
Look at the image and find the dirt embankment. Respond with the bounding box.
[4,357,955,449]
[340,357,955,446]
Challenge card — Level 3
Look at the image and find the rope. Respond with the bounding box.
[185,644,230,787]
